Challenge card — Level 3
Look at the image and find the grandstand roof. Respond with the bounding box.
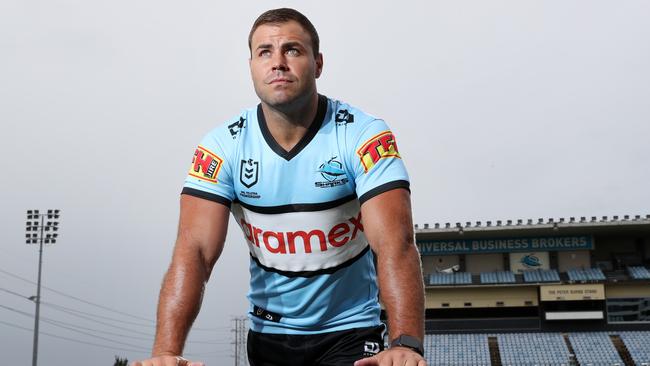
[415,214,650,239]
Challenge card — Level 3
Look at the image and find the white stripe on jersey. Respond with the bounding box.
[231,199,368,273]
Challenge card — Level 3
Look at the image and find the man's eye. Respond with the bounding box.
[286,49,299,56]
[259,50,271,57]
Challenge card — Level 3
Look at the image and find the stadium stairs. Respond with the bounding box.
[610,334,635,366]
[561,333,578,365]
[488,336,502,366]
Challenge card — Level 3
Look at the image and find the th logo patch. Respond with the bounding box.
[356,131,401,172]
[188,146,223,183]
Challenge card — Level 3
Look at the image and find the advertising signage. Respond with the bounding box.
[540,284,605,301]
[416,235,593,255]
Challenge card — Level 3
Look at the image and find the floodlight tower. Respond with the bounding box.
[25,209,61,366]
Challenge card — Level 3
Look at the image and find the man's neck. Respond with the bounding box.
[260,92,320,152]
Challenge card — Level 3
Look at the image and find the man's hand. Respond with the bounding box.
[130,355,204,366]
[354,347,426,366]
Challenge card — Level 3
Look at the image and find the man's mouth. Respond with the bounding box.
[268,78,292,84]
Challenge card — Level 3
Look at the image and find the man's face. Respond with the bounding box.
[249,20,323,108]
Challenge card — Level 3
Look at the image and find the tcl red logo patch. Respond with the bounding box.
[188,146,223,183]
[356,131,401,172]
[240,213,364,254]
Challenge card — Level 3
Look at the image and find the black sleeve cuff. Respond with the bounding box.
[358,180,410,205]
[181,187,232,208]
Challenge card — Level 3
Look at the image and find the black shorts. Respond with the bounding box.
[247,325,385,366]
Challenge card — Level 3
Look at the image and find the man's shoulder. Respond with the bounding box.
[203,106,257,143]
[327,97,380,127]
[325,97,391,143]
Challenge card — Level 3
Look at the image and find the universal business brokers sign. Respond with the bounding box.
[416,235,593,255]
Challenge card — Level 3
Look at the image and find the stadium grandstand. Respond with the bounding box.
[409,214,650,365]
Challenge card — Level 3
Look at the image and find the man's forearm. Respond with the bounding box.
[152,242,209,356]
[361,188,425,343]
[376,242,425,342]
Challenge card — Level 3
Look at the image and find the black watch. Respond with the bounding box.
[390,334,424,356]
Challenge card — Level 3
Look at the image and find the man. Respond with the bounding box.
[133,8,425,366]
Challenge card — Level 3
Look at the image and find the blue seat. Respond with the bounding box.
[619,331,650,365]
[568,332,624,365]
[628,266,650,279]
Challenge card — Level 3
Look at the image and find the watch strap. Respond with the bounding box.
[390,334,424,356]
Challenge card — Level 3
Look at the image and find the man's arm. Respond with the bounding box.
[132,195,230,366]
[355,188,426,366]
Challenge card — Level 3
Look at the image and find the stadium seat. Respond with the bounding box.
[523,269,561,283]
[619,331,650,365]
[480,271,516,284]
[497,332,571,365]
[567,267,606,281]
[424,334,491,366]
[568,332,624,366]
[428,272,473,285]
[627,266,650,280]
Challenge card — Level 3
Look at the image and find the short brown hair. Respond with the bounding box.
[248,8,320,58]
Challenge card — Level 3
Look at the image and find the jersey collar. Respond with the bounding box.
[257,94,328,161]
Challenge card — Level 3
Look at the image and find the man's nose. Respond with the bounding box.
[271,52,288,72]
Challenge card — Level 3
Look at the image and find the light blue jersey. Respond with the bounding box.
[182,95,409,334]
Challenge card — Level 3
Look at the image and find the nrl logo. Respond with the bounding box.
[240,159,259,188]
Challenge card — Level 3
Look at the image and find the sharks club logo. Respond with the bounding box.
[315,157,349,188]
[520,254,542,268]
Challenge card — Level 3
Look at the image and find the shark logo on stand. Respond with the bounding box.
[521,254,541,268]
[315,157,348,188]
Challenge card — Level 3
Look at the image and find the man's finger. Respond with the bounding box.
[176,358,206,366]
[354,356,379,366]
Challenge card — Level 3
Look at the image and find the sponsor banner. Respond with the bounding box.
[417,235,593,255]
[188,146,223,183]
[231,200,368,273]
[356,131,401,172]
[510,252,550,273]
[540,284,605,301]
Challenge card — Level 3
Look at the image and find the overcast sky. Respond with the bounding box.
[1,0,649,365]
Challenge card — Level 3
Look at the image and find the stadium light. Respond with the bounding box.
[25,209,61,366]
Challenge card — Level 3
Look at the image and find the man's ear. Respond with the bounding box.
[315,53,323,79]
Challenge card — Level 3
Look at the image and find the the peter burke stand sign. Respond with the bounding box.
[416,235,593,255]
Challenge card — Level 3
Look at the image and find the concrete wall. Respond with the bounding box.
[422,255,460,274]
[557,250,591,271]
[592,237,637,266]
[466,253,503,273]
[606,284,650,298]
[425,286,538,308]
